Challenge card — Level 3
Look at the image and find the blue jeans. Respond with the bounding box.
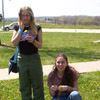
[52,91,82,100]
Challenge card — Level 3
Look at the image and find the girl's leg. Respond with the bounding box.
[52,96,58,100]
[69,91,82,100]
[18,54,32,100]
[59,96,70,100]
[52,96,70,100]
[29,53,45,100]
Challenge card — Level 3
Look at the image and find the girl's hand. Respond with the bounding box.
[19,21,25,30]
[26,35,35,43]
[51,85,58,92]
[58,85,69,92]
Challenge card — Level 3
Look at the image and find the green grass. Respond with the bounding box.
[0,71,100,100]
[79,71,100,100]
[1,22,100,29]
[0,32,15,69]
[39,23,100,29]
[41,32,100,64]
[0,22,11,28]
[0,32,100,68]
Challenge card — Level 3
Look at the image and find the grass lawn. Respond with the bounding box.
[1,22,100,29]
[0,71,100,100]
[0,32,100,68]
[0,22,11,28]
[39,23,100,29]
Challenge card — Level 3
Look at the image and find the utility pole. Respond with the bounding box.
[74,16,77,33]
[2,0,5,31]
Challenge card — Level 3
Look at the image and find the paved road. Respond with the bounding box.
[42,28,100,33]
[0,61,100,80]
[0,28,100,33]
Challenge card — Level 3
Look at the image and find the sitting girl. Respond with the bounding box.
[48,53,82,100]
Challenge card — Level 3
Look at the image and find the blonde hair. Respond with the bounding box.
[18,6,37,36]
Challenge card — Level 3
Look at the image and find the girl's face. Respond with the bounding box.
[55,57,68,73]
[21,9,31,25]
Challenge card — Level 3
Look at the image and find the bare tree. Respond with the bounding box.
[53,17,59,24]
[0,39,1,45]
[0,14,2,22]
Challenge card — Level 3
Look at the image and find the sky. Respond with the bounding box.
[0,0,100,18]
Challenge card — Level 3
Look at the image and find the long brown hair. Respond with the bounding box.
[18,6,37,36]
[50,53,79,87]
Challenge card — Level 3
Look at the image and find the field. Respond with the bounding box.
[0,23,100,100]
[1,22,100,29]
[0,32,100,68]
[0,71,100,100]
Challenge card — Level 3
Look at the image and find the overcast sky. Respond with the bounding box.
[0,0,100,18]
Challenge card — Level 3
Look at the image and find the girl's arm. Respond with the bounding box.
[11,22,25,46]
[26,28,42,48]
[58,79,78,92]
[49,85,58,97]
[33,28,42,48]
[67,79,78,92]
[49,87,56,97]
[11,31,21,46]
[73,79,78,91]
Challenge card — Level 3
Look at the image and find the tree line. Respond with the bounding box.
[1,13,100,26]
[37,16,100,26]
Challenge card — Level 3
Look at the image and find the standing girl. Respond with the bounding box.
[48,53,82,100]
[11,6,45,100]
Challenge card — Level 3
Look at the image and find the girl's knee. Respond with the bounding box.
[52,97,58,100]
[69,91,82,100]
